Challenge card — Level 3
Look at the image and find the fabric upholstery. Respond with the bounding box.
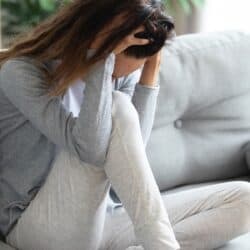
[0,241,15,250]
[146,30,250,192]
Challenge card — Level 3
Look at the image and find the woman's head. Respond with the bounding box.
[0,0,175,97]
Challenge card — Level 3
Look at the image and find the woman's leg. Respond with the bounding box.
[5,147,111,250]
[100,181,250,250]
[5,90,180,250]
[103,90,180,250]
[166,180,250,250]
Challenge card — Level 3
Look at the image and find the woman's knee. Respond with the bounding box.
[233,181,250,201]
[230,181,250,230]
[111,90,139,126]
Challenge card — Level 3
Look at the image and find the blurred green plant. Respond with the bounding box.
[1,0,206,36]
[1,0,70,38]
[163,0,206,15]
[0,0,206,47]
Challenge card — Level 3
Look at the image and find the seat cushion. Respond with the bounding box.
[215,232,250,250]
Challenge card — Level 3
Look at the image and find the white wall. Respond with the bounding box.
[201,0,250,33]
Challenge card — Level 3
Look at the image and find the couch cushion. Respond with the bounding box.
[0,241,15,250]
[215,232,250,250]
[145,30,250,191]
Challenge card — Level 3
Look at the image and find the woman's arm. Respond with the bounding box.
[119,50,161,147]
[119,69,160,148]
[0,51,115,167]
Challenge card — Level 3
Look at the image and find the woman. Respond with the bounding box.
[0,1,250,250]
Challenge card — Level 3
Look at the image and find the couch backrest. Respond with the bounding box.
[146,30,250,191]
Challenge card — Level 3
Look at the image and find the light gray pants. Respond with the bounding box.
[5,91,250,250]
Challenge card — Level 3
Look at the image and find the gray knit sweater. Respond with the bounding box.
[0,49,160,239]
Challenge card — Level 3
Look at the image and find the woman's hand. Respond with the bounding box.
[112,49,162,81]
[90,25,151,55]
[112,25,151,55]
[89,13,151,55]
[139,49,162,87]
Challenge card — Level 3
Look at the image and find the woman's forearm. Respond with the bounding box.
[131,82,160,148]
[139,50,161,87]
[139,62,160,88]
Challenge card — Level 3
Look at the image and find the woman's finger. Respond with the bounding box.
[133,37,151,45]
[131,25,151,45]
[132,25,147,34]
[112,25,150,54]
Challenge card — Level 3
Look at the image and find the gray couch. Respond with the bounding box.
[1,30,250,250]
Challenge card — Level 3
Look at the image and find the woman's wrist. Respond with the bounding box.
[139,63,160,87]
[139,50,162,87]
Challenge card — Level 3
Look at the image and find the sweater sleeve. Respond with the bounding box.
[0,51,115,167]
[118,69,160,148]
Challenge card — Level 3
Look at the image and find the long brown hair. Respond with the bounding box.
[0,0,175,97]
